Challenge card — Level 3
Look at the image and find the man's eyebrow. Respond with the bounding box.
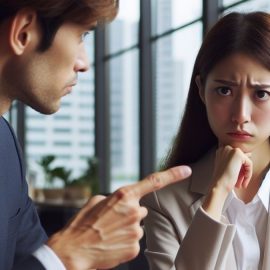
[88,23,98,31]
[88,25,97,31]
[214,79,270,88]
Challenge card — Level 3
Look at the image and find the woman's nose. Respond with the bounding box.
[231,95,252,124]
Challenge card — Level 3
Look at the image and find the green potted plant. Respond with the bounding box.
[66,157,99,200]
[72,157,99,192]
[35,155,98,202]
[36,155,66,200]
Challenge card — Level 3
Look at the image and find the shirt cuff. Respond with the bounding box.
[33,244,66,270]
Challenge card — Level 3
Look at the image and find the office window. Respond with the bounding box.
[108,50,139,191]
[152,0,202,35]
[153,0,203,166]
[222,0,242,7]
[223,0,270,12]
[4,102,18,131]
[107,0,139,55]
[105,1,140,191]
[3,111,10,122]
[25,33,95,188]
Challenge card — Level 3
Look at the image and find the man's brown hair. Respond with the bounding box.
[0,0,119,50]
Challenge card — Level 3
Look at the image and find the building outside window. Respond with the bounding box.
[222,0,270,12]
[152,0,203,167]
[107,0,140,191]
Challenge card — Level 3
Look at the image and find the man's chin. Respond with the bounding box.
[30,103,60,115]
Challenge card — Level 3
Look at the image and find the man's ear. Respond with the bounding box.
[9,9,39,55]
[195,75,205,104]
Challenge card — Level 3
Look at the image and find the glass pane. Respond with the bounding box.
[152,0,202,35]
[108,50,139,191]
[3,102,17,130]
[9,102,18,132]
[222,0,244,7]
[3,111,9,121]
[154,22,202,167]
[25,34,95,189]
[223,0,270,12]
[107,0,140,55]
[85,32,95,66]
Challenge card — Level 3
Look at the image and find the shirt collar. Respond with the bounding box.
[222,168,270,213]
[257,169,270,211]
[223,190,235,213]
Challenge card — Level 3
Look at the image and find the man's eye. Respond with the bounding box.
[255,90,270,101]
[81,32,90,42]
[216,87,232,96]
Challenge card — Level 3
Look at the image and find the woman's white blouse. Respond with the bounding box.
[223,170,270,270]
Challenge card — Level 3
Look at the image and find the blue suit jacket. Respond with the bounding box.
[0,117,47,270]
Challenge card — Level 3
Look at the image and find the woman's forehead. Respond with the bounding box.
[207,53,270,82]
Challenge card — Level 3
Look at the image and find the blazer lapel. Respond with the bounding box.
[190,196,205,216]
[189,148,216,195]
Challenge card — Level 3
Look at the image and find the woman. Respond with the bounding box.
[142,11,270,270]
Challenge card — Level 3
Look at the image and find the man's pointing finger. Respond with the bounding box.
[131,165,192,199]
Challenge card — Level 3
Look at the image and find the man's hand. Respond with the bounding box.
[47,165,191,270]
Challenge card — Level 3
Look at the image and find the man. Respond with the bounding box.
[0,1,192,269]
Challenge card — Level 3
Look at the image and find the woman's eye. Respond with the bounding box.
[216,87,232,96]
[255,90,270,101]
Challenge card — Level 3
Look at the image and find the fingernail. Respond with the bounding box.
[176,166,192,177]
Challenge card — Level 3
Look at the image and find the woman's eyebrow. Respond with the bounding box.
[214,79,239,86]
[251,83,270,88]
[214,79,270,88]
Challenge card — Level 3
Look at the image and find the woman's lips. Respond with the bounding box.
[227,131,252,140]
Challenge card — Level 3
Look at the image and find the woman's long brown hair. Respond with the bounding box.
[164,12,270,169]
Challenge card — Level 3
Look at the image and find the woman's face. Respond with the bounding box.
[199,53,270,153]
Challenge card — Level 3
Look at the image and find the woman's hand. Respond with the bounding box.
[202,145,252,220]
[213,145,253,192]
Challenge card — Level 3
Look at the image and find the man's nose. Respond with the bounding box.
[74,43,90,72]
[231,94,252,124]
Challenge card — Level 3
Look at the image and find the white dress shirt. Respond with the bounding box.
[33,245,66,270]
[223,170,270,270]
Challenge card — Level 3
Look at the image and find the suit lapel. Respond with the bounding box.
[0,169,9,269]
[0,119,13,269]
